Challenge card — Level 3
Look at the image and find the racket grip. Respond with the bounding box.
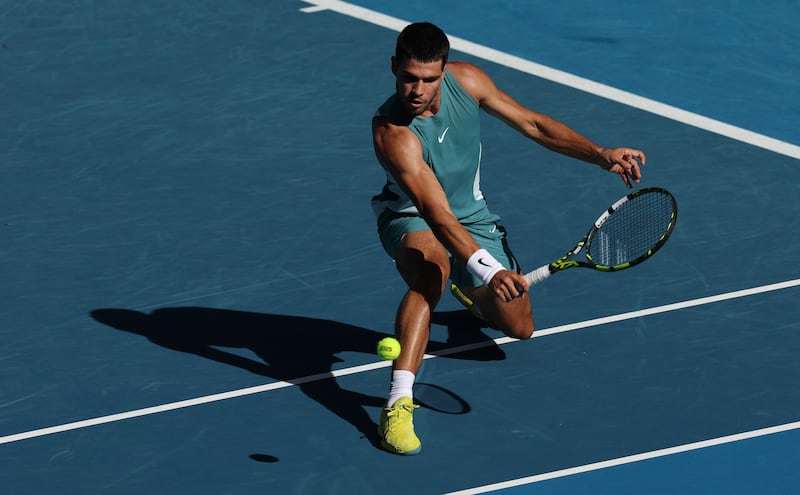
[524,265,552,286]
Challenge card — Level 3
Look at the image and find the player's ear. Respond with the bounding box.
[391,56,398,75]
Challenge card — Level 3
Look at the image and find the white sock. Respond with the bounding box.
[387,369,415,407]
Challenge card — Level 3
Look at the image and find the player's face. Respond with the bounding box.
[392,57,446,117]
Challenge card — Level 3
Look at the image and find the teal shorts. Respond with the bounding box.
[376,211,520,289]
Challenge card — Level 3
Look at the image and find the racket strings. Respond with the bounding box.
[588,191,675,266]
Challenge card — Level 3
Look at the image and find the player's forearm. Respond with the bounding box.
[422,209,480,264]
[425,211,512,290]
[528,115,606,166]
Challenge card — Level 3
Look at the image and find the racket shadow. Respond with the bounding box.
[414,382,472,415]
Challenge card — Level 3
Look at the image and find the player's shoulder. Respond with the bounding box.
[373,94,413,127]
[372,114,418,150]
[447,61,487,78]
[373,112,412,135]
[372,117,423,170]
[446,61,495,100]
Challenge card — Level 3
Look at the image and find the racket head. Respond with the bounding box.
[583,187,677,271]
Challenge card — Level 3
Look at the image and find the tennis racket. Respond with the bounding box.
[524,187,678,286]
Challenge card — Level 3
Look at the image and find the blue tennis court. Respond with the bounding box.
[2,1,798,493]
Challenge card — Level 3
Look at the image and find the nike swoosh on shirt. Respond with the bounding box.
[437,127,450,143]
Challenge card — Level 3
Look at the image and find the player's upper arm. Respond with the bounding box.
[449,62,547,142]
[372,117,453,220]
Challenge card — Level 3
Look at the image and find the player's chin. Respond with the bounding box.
[406,100,427,115]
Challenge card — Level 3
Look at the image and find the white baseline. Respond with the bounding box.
[443,420,800,494]
[299,0,800,159]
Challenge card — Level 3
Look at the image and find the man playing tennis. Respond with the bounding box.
[371,22,645,455]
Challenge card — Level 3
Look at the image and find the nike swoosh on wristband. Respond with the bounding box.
[437,127,449,143]
[478,258,492,267]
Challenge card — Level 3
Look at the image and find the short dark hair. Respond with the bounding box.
[395,22,449,66]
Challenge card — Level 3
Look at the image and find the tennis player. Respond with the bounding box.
[371,22,645,455]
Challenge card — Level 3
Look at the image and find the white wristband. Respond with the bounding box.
[466,249,504,286]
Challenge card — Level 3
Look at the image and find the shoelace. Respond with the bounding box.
[384,403,418,432]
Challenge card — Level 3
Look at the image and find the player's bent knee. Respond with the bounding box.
[487,312,533,340]
[505,321,534,340]
[396,244,451,302]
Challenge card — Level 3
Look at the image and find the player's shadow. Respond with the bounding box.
[428,310,507,361]
[91,307,503,449]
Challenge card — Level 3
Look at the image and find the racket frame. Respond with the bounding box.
[524,187,677,285]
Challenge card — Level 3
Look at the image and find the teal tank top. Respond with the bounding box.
[371,70,497,225]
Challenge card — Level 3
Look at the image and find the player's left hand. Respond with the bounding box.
[601,147,646,188]
[489,270,528,303]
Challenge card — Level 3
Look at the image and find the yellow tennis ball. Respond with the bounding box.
[377,337,401,361]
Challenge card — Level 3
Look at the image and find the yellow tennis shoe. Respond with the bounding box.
[379,397,422,455]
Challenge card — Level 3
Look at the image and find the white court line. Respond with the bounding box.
[298,0,800,160]
[443,420,800,495]
[1,278,797,446]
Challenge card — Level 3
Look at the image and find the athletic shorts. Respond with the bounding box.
[376,210,520,289]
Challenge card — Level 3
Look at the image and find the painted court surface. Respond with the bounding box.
[2,1,798,493]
